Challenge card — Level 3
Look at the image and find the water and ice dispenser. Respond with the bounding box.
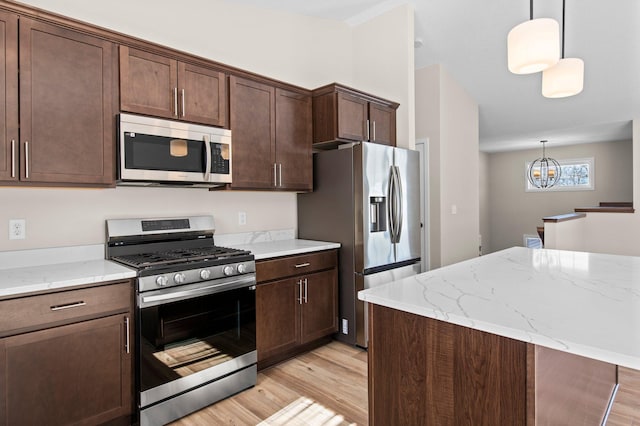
[369,196,387,233]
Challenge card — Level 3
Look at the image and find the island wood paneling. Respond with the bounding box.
[368,304,527,425]
[169,338,639,425]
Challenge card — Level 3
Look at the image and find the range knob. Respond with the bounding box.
[237,263,247,274]
[174,273,186,284]
[223,265,235,276]
[200,269,211,280]
[156,276,168,287]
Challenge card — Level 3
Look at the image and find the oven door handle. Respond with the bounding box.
[139,274,256,308]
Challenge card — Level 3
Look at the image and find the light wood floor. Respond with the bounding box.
[171,341,368,425]
[171,340,639,425]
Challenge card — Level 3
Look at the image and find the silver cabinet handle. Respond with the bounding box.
[303,278,308,304]
[297,279,303,304]
[50,301,86,311]
[372,121,376,142]
[273,163,277,187]
[295,262,310,268]
[181,89,186,117]
[203,134,212,182]
[279,163,282,187]
[24,141,29,179]
[124,316,130,354]
[173,87,178,116]
[366,119,370,141]
[10,139,15,178]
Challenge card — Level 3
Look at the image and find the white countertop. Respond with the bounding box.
[0,244,136,298]
[231,239,340,260]
[0,259,136,298]
[358,247,640,370]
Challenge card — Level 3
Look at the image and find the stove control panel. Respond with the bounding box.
[138,261,256,292]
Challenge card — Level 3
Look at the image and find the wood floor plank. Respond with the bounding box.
[169,340,639,426]
[170,340,368,425]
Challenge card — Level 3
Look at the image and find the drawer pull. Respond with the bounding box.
[295,262,310,268]
[50,301,86,311]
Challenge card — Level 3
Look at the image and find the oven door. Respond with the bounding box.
[137,274,256,409]
[119,113,232,185]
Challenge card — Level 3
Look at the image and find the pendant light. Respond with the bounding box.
[528,140,562,189]
[542,0,584,98]
[508,0,560,74]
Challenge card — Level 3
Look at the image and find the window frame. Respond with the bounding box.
[525,157,595,192]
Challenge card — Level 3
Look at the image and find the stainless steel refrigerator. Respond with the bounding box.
[298,142,421,347]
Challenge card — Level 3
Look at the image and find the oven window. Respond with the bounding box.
[124,132,229,174]
[139,286,255,393]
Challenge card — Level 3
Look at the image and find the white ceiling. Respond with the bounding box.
[232,0,639,152]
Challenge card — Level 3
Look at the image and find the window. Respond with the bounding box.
[525,157,594,192]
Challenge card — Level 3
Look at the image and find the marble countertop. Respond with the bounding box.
[230,239,340,260]
[0,245,136,298]
[0,234,339,297]
[358,247,640,370]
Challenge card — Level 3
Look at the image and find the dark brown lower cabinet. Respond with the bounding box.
[0,280,134,426]
[368,304,617,426]
[256,250,338,369]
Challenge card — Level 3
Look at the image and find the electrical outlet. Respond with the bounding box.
[342,318,348,334]
[238,211,247,226]
[9,219,26,240]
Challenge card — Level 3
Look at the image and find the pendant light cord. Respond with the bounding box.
[561,0,566,58]
[529,0,533,20]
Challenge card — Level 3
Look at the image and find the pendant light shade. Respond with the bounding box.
[542,58,584,98]
[541,0,584,98]
[508,18,560,74]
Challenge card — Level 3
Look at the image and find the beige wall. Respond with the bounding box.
[545,118,640,256]
[1,1,415,252]
[486,139,633,253]
[479,151,491,255]
[415,64,479,268]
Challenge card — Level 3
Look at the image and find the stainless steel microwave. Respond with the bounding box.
[118,113,232,187]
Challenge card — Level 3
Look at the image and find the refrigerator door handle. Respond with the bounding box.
[394,165,404,243]
[387,166,396,242]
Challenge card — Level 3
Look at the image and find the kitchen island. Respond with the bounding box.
[358,247,640,425]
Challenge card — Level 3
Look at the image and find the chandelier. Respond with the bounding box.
[528,140,562,189]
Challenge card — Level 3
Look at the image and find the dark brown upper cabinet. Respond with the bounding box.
[120,46,227,128]
[229,75,312,191]
[0,15,117,186]
[312,83,398,147]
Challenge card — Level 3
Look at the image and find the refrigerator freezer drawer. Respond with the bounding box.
[355,261,421,348]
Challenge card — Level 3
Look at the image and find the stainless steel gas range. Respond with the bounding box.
[106,216,256,426]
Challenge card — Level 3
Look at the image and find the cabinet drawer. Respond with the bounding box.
[256,249,337,283]
[0,281,132,336]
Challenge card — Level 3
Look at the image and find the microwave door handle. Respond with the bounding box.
[203,134,212,181]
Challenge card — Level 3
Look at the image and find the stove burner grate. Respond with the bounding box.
[111,246,250,269]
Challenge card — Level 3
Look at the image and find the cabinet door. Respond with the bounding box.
[19,18,116,185]
[337,92,367,141]
[369,102,396,146]
[275,88,312,191]
[300,269,338,344]
[0,11,18,182]
[120,46,178,119]
[229,76,276,189]
[256,278,300,362]
[0,314,132,426]
[178,62,227,127]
